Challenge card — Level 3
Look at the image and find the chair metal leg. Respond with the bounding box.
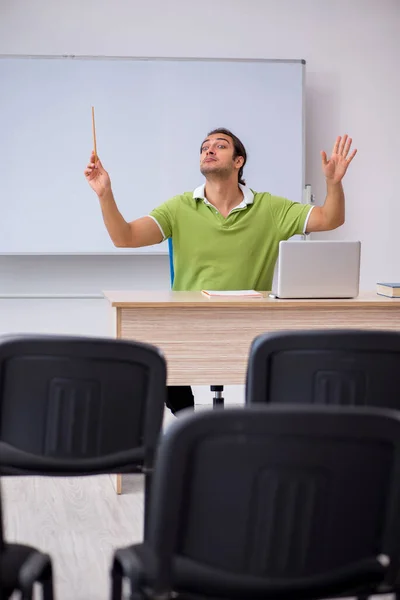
[42,572,55,600]
[143,471,152,538]
[111,553,125,600]
[112,549,148,600]
[211,385,224,407]
[111,568,123,600]
[20,551,54,600]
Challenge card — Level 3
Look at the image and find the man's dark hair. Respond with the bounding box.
[203,127,247,185]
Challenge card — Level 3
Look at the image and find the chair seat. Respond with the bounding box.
[0,542,46,596]
[128,543,387,600]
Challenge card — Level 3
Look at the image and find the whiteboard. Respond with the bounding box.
[0,56,305,254]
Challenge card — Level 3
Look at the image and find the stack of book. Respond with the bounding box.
[376,283,400,298]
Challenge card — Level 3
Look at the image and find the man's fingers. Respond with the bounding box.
[321,150,328,165]
[90,152,101,165]
[341,135,352,157]
[86,153,106,180]
[347,148,357,163]
[87,158,104,172]
[332,136,341,155]
[84,164,98,175]
[338,134,349,155]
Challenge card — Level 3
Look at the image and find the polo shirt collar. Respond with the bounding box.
[193,183,254,207]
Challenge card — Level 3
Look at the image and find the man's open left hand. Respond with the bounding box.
[321,135,357,184]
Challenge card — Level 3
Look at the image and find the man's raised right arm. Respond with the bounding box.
[84,152,163,248]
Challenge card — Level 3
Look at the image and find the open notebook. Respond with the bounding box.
[202,290,263,298]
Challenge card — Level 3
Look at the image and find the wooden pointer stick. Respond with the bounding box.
[92,106,97,162]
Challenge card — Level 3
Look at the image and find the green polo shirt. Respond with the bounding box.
[149,184,313,291]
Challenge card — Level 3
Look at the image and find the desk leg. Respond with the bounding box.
[114,474,122,495]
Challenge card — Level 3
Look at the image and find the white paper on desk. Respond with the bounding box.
[202,290,263,297]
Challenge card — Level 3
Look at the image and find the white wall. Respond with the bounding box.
[0,0,398,402]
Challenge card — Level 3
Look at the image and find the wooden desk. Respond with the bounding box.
[104,290,400,494]
[105,290,400,386]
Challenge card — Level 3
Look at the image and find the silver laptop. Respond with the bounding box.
[271,240,361,299]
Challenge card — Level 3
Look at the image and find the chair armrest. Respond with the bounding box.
[19,550,53,595]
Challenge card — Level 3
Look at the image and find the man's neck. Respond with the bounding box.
[204,178,244,216]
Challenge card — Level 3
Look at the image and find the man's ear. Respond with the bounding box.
[235,156,244,169]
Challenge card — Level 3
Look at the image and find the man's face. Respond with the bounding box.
[200,133,243,179]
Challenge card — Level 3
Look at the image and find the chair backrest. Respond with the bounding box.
[246,329,400,407]
[0,334,166,475]
[168,238,174,287]
[145,405,400,595]
[0,482,11,598]
[0,482,5,553]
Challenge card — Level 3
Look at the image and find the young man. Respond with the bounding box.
[84,128,357,414]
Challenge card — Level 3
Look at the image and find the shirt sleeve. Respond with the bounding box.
[148,195,180,241]
[269,195,314,238]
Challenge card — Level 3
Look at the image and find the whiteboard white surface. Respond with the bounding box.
[0,57,305,254]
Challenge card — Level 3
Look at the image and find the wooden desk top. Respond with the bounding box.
[103,290,400,309]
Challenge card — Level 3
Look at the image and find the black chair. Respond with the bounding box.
[111,404,400,600]
[246,329,400,406]
[0,481,54,599]
[0,334,167,596]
